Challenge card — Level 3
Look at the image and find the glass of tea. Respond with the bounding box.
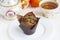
[39,0,58,18]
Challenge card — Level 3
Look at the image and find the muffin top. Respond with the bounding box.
[24,12,38,26]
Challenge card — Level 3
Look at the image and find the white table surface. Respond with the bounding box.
[0,0,60,40]
[0,13,60,40]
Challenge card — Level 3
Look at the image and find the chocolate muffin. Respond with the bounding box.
[17,12,39,35]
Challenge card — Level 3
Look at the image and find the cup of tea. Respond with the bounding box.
[39,0,58,18]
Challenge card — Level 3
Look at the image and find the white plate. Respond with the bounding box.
[7,17,53,40]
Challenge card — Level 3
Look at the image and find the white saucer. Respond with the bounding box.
[7,18,53,40]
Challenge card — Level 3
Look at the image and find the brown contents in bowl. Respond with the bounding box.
[41,2,58,9]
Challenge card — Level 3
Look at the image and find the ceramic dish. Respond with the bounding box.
[0,0,21,7]
[7,17,53,40]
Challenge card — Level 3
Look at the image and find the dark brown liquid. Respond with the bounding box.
[41,2,58,9]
